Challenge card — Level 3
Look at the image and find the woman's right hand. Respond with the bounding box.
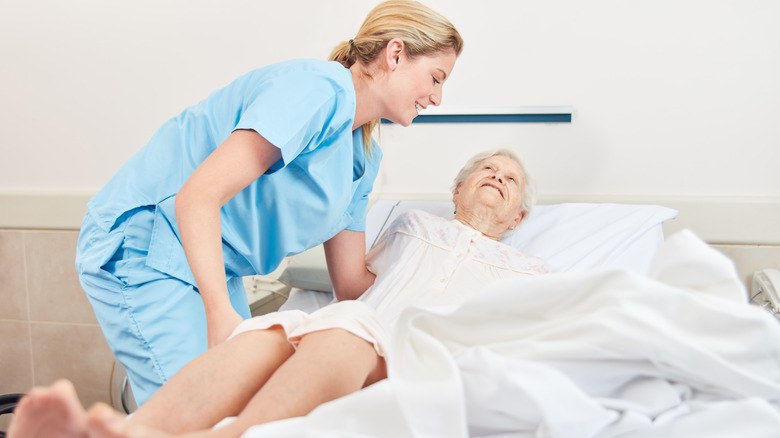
[206,306,245,348]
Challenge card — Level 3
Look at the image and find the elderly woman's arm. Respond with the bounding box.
[323,229,376,301]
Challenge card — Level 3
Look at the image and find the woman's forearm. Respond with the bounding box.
[175,188,232,315]
[176,129,281,316]
[175,129,282,344]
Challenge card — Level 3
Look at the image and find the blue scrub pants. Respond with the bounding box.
[75,206,251,405]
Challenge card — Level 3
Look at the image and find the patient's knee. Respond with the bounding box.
[237,325,295,357]
[298,328,367,351]
[297,328,386,386]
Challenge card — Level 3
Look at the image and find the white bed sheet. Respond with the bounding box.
[243,230,780,437]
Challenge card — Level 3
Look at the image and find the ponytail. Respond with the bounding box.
[329,0,463,154]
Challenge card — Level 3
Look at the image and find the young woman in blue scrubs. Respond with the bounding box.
[74,0,463,405]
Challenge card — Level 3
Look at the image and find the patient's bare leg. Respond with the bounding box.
[214,327,386,437]
[125,326,295,434]
[7,379,88,438]
[86,328,385,438]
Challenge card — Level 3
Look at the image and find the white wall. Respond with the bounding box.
[375,0,780,198]
[1,1,779,237]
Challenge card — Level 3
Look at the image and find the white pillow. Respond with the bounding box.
[366,200,678,274]
[503,202,678,273]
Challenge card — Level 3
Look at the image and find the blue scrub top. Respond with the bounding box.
[86,59,382,285]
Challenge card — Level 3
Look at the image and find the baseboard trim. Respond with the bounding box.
[0,190,93,230]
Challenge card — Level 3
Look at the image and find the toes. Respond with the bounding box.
[12,393,32,415]
[87,403,129,438]
[7,382,86,438]
[51,379,79,397]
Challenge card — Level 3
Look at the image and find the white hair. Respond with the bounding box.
[451,148,536,217]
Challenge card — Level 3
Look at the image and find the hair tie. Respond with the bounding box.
[349,39,356,50]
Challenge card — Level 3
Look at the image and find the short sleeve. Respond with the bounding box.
[234,63,354,172]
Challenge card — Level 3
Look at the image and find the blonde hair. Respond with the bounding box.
[330,0,464,152]
[451,149,536,217]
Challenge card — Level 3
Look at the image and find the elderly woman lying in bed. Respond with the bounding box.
[9,149,549,438]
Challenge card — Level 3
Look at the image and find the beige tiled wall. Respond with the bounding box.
[0,229,115,431]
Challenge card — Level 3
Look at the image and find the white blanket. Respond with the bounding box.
[241,230,780,437]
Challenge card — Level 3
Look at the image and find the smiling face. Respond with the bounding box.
[452,155,527,230]
[382,47,457,126]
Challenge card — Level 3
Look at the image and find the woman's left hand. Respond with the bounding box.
[324,230,377,301]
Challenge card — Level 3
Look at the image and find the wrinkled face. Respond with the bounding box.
[384,49,457,126]
[453,155,527,228]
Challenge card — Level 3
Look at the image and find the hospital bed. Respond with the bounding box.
[100,199,779,436]
[111,199,684,411]
[235,199,780,438]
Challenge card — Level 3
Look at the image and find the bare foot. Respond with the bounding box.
[7,379,88,438]
[86,403,174,438]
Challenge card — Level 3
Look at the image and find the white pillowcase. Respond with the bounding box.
[366,200,679,274]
